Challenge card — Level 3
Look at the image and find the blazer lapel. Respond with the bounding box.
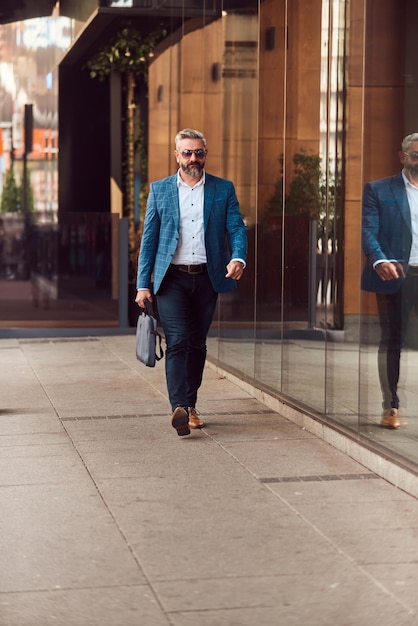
[203,175,216,230]
[391,174,412,232]
[167,175,180,226]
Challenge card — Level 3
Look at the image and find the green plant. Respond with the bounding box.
[0,166,20,212]
[266,150,326,220]
[286,150,325,220]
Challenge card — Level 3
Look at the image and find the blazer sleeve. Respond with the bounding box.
[362,179,409,265]
[361,177,409,293]
[136,184,160,290]
[225,182,247,261]
[361,182,387,265]
[203,177,247,293]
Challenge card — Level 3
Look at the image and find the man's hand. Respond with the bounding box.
[375,261,405,281]
[225,260,244,280]
[135,289,153,307]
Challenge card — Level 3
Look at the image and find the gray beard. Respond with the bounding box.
[406,164,418,180]
[181,162,204,178]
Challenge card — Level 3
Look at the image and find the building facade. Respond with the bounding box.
[0,0,417,476]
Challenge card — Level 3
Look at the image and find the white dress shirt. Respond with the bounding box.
[171,171,207,265]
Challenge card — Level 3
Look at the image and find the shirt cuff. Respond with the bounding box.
[231,258,246,269]
[373,259,395,269]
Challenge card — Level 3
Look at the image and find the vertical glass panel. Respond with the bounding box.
[321,0,357,425]
[254,0,286,392]
[359,0,418,466]
[279,0,327,413]
[216,0,258,378]
[254,0,350,418]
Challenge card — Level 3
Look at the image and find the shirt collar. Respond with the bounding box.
[177,169,205,188]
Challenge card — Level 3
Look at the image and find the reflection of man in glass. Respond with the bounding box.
[361,133,418,429]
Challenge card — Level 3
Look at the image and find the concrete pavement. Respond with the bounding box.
[1,335,418,625]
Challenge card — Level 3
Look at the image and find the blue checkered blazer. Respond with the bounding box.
[136,173,247,294]
[361,173,412,294]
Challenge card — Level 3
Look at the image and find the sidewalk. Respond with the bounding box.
[1,335,418,626]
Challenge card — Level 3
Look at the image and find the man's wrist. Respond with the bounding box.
[373,259,394,269]
[231,258,246,269]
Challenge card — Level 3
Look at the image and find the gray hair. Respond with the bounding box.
[402,133,418,152]
[175,128,206,150]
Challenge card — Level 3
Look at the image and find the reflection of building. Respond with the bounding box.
[0,17,63,217]
[0,0,418,482]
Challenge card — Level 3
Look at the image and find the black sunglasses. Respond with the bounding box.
[180,149,206,159]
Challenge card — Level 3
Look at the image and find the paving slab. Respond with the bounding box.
[153,573,413,624]
[0,586,168,626]
[0,483,144,593]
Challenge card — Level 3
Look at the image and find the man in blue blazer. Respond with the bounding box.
[362,132,418,429]
[136,129,247,436]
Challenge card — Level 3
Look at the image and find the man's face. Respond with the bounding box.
[175,139,207,178]
[400,141,418,181]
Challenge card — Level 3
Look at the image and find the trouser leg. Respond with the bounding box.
[376,288,410,410]
[156,268,218,412]
[377,291,401,409]
[185,276,218,407]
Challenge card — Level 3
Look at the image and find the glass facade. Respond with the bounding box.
[0,0,417,472]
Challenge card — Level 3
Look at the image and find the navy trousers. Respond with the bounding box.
[376,275,418,409]
[156,265,218,412]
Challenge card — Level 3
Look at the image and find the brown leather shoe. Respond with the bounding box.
[381,408,400,429]
[188,407,204,429]
[171,406,190,436]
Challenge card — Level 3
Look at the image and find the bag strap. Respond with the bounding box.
[155,332,164,361]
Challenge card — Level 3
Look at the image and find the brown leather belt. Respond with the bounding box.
[407,265,418,276]
[171,263,207,274]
